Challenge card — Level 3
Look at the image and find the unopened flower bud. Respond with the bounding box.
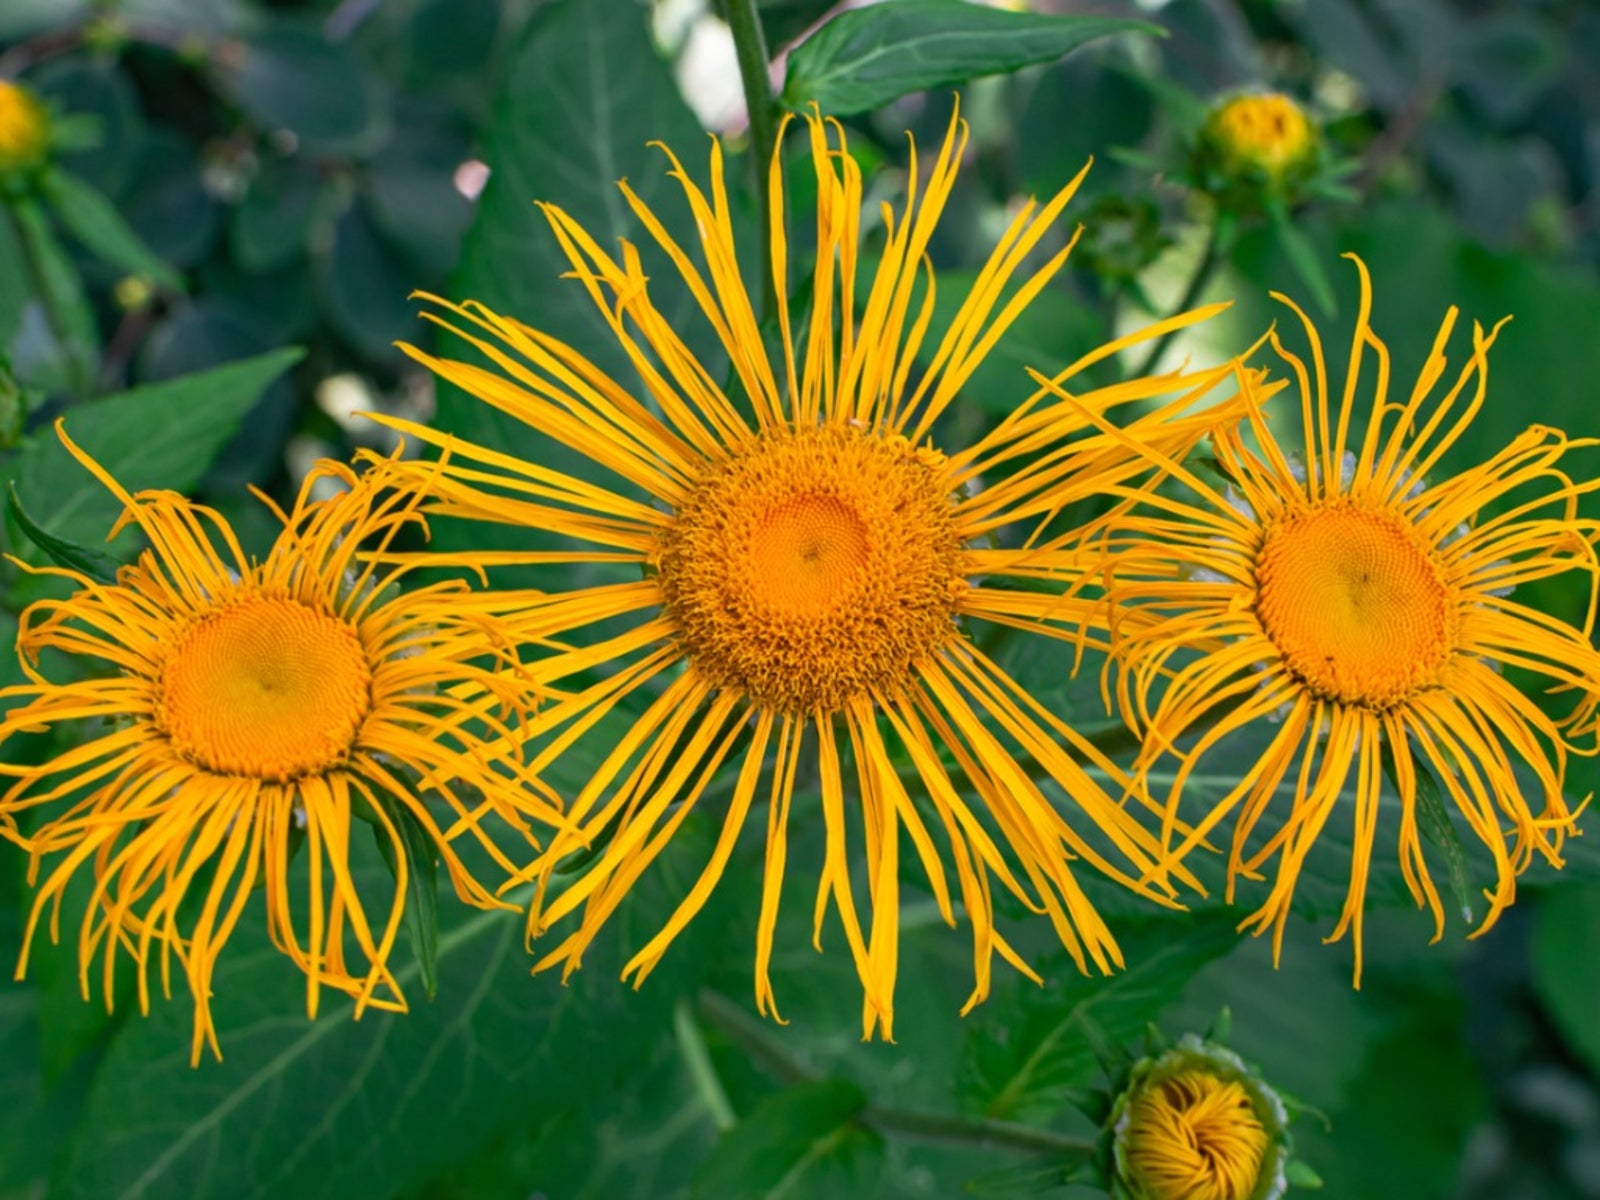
[1111,1035,1292,1200]
[0,80,50,175]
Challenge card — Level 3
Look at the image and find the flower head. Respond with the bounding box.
[0,429,558,1062]
[0,79,49,174]
[1090,255,1600,979]
[1192,91,1322,213]
[1112,1034,1291,1200]
[373,104,1246,1037]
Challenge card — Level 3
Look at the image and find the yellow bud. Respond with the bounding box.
[0,80,50,174]
[1112,1036,1290,1200]
[1202,91,1319,183]
[113,275,154,312]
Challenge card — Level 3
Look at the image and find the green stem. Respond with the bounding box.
[696,989,1095,1157]
[698,988,811,1086]
[861,1107,1094,1156]
[1129,215,1224,381]
[676,996,738,1132]
[724,0,779,322]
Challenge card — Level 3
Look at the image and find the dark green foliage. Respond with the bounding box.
[0,1,1597,1198]
[781,2,1155,115]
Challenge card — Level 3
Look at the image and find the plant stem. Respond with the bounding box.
[676,996,738,1131]
[1129,215,1223,380]
[698,987,812,1086]
[696,989,1096,1158]
[861,1107,1095,1157]
[724,0,779,321]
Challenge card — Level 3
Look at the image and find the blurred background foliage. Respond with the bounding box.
[1,0,1599,1197]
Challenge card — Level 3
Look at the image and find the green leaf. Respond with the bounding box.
[1268,207,1337,317]
[961,1155,1096,1196]
[4,347,302,561]
[118,131,222,269]
[780,1,1156,116]
[1383,744,1475,926]
[368,792,442,1002]
[689,1079,881,1200]
[218,24,383,154]
[121,0,250,37]
[0,208,34,354]
[426,1040,722,1199]
[434,0,718,581]
[403,0,502,82]
[1293,1004,1483,1199]
[957,915,1237,1124]
[0,0,91,39]
[53,822,723,1200]
[1230,200,1600,472]
[230,157,323,272]
[0,983,96,1200]
[6,482,117,582]
[1531,882,1600,1079]
[6,197,99,395]
[45,170,186,293]
[315,203,423,360]
[448,0,712,403]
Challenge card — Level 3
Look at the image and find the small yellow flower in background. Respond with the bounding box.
[1112,1033,1291,1200]
[1089,254,1600,981]
[373,104,1248,1038]
[0,79,49,174]
[1201,91,1319,186]
[0,429,559,1063]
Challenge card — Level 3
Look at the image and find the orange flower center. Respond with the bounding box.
[657,424,965,714]
[1255,501,1454,708]
[1123,1070,1269,1200]
[158,597,372,781]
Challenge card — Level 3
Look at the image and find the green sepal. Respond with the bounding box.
[6,481,118,583]
[1206,1006,1233,1044]
[1285,1160,1325,1188]
[1141,1022,1170,1056]
[368,789,442,1002]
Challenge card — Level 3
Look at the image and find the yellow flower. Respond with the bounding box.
[374,105,1244,1038]
[1112,1035,1290,1200]
[1200,91,1318,184]
[1085,255,1600,981]
[0,79,49,173]
[0,429,559,1063]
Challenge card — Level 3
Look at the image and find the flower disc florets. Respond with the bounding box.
[157,594,374,781]
[656,423,965,714]
[1254,499,1455,709]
